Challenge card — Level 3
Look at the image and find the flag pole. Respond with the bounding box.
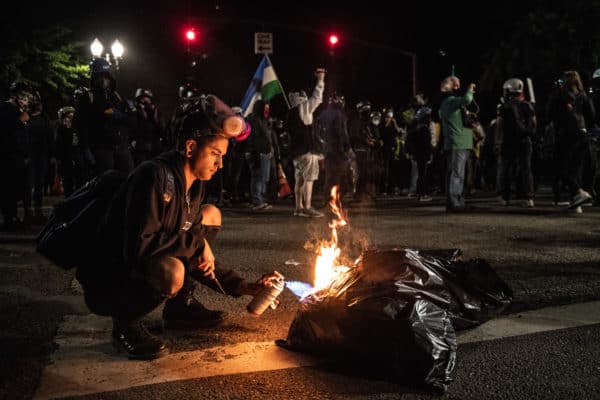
[266,54,291,110]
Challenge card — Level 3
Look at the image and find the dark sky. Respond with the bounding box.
[14,0,543,115]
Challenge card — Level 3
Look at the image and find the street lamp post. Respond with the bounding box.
[111,39,124,70]
[90,38,103,58]
[90,38,125,71]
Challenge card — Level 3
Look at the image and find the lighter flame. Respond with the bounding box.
[312,186,348,293]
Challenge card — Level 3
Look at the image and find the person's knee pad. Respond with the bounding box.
[148,257,185,297]
[201,204,222,226]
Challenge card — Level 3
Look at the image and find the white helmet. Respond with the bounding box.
[502,78,524,94]
[593,68,600,80]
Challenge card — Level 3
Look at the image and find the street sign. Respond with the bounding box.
[254,32,273,55]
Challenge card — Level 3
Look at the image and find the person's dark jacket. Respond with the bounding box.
[349,116,376,152]
[97,150,244,295]
[318,105,349,156]
[74,87,131,151]
[27,113,54,159]
[287,106,314,158]
[131,107,164,155]
[56,124,78,162]
[406,118,433,159]
[496,100,536,149]
[548,90,596,139]
[0,101,28,158]
[246,100,278,157]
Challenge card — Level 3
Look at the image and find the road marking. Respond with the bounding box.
[35,301,600,399]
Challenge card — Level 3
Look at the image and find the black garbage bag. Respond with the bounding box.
[282,248,512,392]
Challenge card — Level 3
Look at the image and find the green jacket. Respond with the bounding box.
[439,90,474,150]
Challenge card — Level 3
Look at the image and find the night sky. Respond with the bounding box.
[7,1,563,119]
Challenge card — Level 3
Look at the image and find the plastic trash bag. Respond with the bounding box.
[280,248,512,393]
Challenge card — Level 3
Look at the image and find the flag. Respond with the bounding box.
[241,55,286,117]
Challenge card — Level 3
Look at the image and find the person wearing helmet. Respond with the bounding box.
[287,68,326,217]
[406,107,435,202]
[349,100,380,202]
[494,78,537,208]
[380,107,404,195]
[56,106,86,196]
[76,96,281,360]
[0,81,32,231]
[318,92,350,198]
[439,76,477,212]
[131,88,165,166]
[73,58,133,177]
[23,90,54,223]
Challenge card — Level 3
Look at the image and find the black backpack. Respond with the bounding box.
[502,101,536,140]
[36,170,126,270]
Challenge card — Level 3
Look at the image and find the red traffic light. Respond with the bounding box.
[185,29,196,42]
[328,34,339,46]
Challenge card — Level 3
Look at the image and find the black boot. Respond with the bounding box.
[112,318,168,360]
[163,283,226,329]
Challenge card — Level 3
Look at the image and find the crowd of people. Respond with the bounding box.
[2,58,600,231]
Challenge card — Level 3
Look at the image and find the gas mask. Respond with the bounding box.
[92,75,111,91]
[370,111,382,126]
[15,92,31,111]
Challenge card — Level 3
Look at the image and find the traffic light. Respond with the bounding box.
[328,34,339,47]
[185,28,197,42]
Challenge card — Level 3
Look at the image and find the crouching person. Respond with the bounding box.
[76,97,281,360]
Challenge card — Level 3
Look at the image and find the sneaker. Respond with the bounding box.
[521,199,535,208]
[163,289,226,330]
[497,196,508,206]
[569,189,592,209]
[112,319,169,360]
[251,203,271,212]
[568,206,583,214]
[303,207,324,218]
[552,201,570,207]
[293,208,309,217]
[418,195,433,202]
[407,192,417,199]
[582,198,594,207]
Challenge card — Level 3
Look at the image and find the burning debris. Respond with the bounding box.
[281,186,512,393]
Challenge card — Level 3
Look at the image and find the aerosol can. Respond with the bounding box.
[246,278,284,316]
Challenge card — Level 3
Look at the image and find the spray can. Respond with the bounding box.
[246,278,284,316]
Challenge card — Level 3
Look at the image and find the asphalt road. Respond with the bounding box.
[1,190,600,400]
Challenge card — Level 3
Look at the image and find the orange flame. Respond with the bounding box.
[313,186,348,292]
